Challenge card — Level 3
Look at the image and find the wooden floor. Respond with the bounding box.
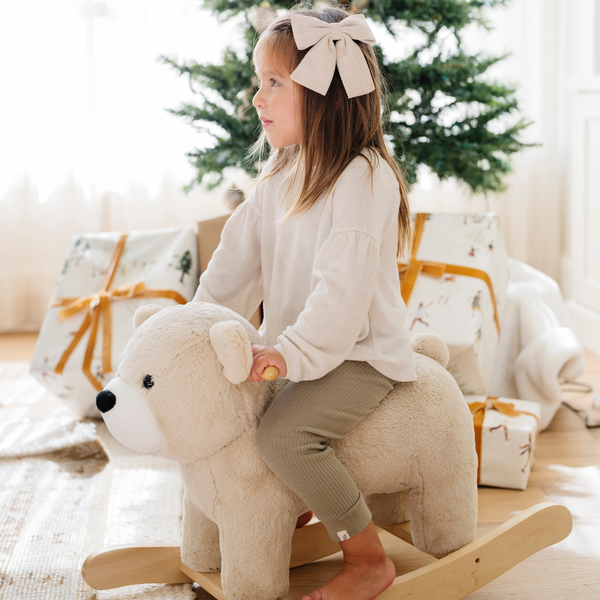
[2,333,600,599]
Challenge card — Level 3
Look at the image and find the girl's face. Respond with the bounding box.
[252,58,302,148]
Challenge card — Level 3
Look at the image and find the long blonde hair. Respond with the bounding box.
[245,3,411,257]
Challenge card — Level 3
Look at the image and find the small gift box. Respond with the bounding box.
[466,395,541,490]
[30,228,198,418]
[399,213,508,395]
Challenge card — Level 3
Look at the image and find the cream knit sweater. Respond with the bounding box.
[193,149,416,383]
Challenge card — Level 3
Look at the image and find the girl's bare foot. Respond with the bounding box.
[296,511,314,528]
[301,521,396,600]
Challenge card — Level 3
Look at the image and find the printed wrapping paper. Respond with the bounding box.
[30,228,198,418]
[399,213,508,395]
[466,395,541,490]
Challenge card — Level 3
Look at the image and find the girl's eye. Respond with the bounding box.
[143,374,154,389]
[257,79,280,88]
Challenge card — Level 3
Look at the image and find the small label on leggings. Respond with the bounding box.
[337,530,350,541]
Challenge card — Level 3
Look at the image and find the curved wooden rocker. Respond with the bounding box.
[83,502,572,599]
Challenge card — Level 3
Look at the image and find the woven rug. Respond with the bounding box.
[0,362,197,599]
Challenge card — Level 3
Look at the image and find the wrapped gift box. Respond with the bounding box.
[400,213,508,395]
[197,216,263,331]
[466,395,541,490]
[30,228,198,418]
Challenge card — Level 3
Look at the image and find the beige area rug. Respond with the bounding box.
[0,362,197,599]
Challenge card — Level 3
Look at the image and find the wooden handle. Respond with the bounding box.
[262,366,279,380]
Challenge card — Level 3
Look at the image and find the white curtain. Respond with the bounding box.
[0,0,564,331]
[0,0,252,331]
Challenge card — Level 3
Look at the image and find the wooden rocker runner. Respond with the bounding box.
[83,501,572,599]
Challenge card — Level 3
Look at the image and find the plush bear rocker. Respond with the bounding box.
[96,302,478,600]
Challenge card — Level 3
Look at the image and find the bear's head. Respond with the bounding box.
[96,302,267,464]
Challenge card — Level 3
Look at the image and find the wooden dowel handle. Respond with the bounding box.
[262,366,279,380]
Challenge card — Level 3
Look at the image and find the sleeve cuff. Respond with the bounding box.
[273,341,296,382]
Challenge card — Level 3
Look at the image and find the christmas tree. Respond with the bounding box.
[161,0,533,197]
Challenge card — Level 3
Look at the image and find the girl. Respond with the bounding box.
[193,6,416,600]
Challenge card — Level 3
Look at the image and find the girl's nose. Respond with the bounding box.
[253,86,266,110]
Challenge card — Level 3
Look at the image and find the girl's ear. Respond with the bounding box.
[209,320,253,384]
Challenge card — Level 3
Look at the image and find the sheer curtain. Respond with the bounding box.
[0,0,564,332]
[0,0,251,331]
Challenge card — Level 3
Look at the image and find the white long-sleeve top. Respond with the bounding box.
[193,148,417,383]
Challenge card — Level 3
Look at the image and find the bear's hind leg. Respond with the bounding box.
[408,472,478,559]
[181,491,221,573]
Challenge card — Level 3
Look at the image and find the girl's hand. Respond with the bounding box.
[248,345,288,382]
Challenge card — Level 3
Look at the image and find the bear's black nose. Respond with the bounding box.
[96,390,116,413]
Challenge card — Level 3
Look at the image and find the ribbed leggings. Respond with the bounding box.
[255,360,399,543]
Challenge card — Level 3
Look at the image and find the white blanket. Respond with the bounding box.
[487,258,587,430]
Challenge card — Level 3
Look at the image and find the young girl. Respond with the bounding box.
[193,6,416,600]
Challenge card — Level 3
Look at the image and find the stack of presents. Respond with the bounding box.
[30,211,586,492]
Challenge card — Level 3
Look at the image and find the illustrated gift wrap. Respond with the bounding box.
[399,213,508,395]
[466,395,541,491]
[30,228,198,418]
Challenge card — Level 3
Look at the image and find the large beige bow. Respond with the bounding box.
[289,14,376,99]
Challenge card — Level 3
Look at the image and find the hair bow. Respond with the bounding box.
[289,14,376,99]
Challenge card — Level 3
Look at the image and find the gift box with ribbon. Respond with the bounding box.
[30,228,198,418]
[466,395,541,490]
[399,213,508,395]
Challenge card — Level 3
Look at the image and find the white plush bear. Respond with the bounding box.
[96,302,478,600]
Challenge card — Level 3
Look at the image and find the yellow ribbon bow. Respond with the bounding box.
[468,397,540,485]
[50,233,187,392]
[398,213,501,334]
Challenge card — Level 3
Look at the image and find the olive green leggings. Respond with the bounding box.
[255,360,399,543]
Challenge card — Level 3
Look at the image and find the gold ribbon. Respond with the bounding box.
[50,233,188,392]
[398,213,501,334]
[468,396,540,485]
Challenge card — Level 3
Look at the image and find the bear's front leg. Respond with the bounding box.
[218,501,297,600]
[181,490,221,573]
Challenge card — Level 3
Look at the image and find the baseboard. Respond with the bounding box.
[567,299,600,356]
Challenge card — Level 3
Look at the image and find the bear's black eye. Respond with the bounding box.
[143,375,154,389]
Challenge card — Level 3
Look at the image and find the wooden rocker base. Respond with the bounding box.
[82,502,572,599]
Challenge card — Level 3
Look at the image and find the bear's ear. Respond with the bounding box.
[209,320,253,385]
[133,304,164,331]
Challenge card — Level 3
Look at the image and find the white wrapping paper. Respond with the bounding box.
[466,395,541,490]
[30,228,198,418]
[402,213,508,394]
